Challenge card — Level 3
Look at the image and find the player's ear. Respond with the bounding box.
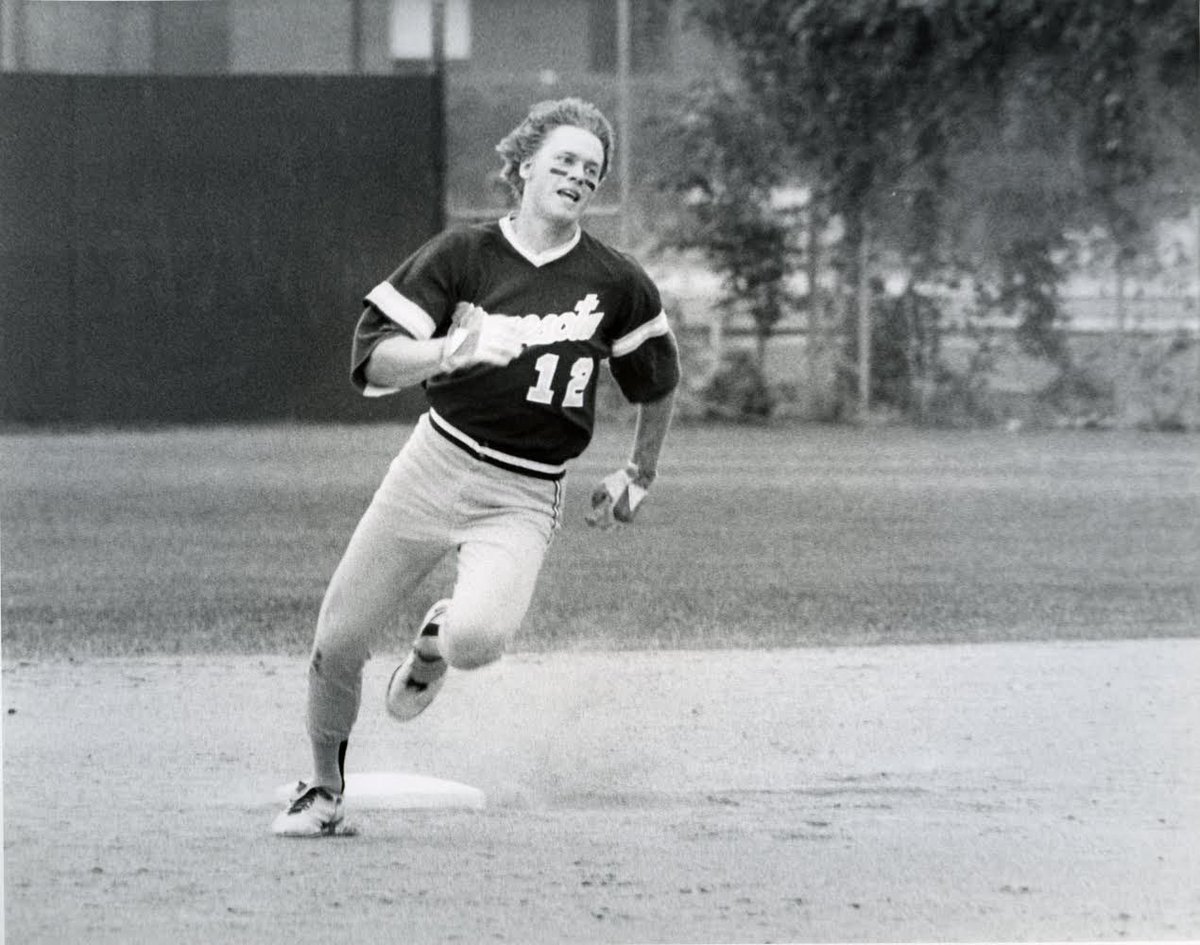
[518,159,533,181]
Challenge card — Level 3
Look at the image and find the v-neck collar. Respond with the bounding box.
[499,215,581,268]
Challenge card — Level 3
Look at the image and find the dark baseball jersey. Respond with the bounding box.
[351,216,680,479]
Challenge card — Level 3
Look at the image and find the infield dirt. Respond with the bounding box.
[4,639,1198,944]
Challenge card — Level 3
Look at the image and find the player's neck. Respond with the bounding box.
[509,209,579,257]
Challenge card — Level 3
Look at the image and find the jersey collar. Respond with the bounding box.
[499,215,581,268]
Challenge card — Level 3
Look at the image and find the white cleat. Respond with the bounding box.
[386,599,450,722]
[271,785,344,837]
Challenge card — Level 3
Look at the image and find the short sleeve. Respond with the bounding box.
[350,228,473,394]
[607,263,681,404]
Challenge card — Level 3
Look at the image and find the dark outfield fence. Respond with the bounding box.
[0,74,440,425]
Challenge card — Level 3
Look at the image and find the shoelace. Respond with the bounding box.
[289,786,331,813]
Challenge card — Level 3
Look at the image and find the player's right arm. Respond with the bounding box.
[352,230,525,395]
[362,335,449,391]
[360,301,527,392]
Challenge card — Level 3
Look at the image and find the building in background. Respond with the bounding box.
[1,0,716,78]
[0,0,722,244]
[8,0,1190,422]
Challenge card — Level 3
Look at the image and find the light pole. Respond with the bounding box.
[616,0,631,248]
[430,0,446,231]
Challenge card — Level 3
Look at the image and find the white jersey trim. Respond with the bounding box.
[611,310,671,358]
[429,407,567,478]
[366,282,437,340]
[499,215,581,268]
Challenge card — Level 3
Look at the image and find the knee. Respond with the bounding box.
[441,613,509,670]
[311,604,371,678]
[309,638,369,688]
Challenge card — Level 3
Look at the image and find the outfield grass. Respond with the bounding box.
[1,422,1196,658]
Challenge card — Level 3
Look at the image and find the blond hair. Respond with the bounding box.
[495,98,615,200]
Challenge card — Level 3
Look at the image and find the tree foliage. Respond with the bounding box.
[655,80,795,366]
[689,0,1197,217]
[677,0,1198,369]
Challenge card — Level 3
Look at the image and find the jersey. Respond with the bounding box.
[351,216,680,478]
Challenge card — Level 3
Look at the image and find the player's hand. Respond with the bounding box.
[585,464,653,529]
[440,302,525,373]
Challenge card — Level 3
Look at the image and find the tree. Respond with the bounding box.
[678,0,1199,418]
[655,80,794,371]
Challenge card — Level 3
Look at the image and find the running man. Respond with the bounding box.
[272,97,680,836]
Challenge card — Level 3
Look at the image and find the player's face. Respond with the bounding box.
[519,125,605,225]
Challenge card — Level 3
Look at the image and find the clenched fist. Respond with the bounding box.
[586,464,654,529]
[440,302,526,373]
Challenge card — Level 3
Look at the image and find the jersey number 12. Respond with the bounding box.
[526,353,594,408]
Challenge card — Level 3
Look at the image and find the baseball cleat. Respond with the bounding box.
[386,599,450,722]
[271,784,344,837]
[280,779,308,803]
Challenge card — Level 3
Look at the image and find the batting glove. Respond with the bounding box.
[440,302,525,373]
[586,464,653,529]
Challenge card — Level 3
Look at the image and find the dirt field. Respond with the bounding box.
[4,639,1198,944]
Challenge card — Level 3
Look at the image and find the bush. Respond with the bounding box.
[696,350,775,420]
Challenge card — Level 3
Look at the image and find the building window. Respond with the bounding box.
[17,0,229,74]
[390,0,471,62]
[588,0,674,74]
[153,1,230,73]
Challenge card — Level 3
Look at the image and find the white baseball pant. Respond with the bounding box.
[305,412,562,746]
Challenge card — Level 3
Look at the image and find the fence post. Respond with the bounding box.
[806,197,821,417]
[1193,197,1200,421]
[857,217,872,418]
[1114,250,1128,422]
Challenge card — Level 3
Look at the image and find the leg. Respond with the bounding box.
[304,425,461,788]
[386,467,559,724]
[383,432,562,720]
[439,520,553,671]
[305,505,444,788]
[275,511,443,836]
[383,529,550,721]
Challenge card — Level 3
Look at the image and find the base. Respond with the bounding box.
[275,772,485,811]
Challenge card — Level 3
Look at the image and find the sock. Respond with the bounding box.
[311,738,347,796]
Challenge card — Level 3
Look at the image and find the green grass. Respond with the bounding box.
[1,422,1197,658]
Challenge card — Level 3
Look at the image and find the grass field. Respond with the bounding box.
[4,421,1199,944]
[2,421,1196,658]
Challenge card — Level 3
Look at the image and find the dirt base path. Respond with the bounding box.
[5,640,1199,944]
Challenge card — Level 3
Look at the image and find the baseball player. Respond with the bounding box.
[273,97,680,836]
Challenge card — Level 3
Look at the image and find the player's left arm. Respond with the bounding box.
[629,387,675,489]
[587,326,680,528]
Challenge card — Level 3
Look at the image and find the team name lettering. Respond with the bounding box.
[513,294,604,347]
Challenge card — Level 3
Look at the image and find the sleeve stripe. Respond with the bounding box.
[611,310,671,359]
[365,282,437,340]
